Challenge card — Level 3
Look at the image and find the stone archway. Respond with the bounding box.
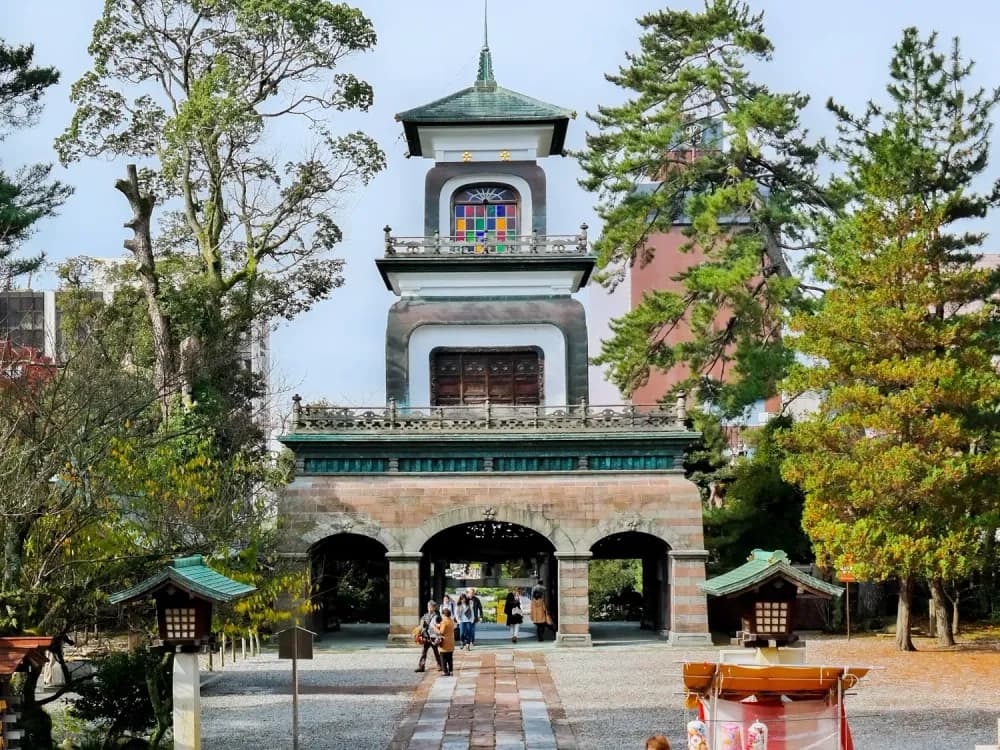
[589,531,672,635]
[309,532,389,633]
[407,504,576,556]
[419,519,558,640]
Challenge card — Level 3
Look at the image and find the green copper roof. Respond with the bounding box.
[700,549,843,599]
[396,85,574,126]
[395,17,574,157]
[109,554,256,605]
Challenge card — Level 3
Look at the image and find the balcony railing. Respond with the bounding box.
[382,224,591,257]
[289,397,688,435]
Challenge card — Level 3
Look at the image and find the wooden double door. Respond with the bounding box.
[431,348,542,406]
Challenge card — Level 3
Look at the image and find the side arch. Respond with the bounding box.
[300,516,403,555]
[576,514,680,553]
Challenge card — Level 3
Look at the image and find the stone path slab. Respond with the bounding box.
[390,650,577,750]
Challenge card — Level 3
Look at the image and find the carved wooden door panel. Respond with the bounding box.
[431,349,541,406]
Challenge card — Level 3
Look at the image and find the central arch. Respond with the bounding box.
[419,520,557,641]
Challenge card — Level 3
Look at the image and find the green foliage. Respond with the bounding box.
[588,559,643,620]
[0,39,72,284]
[56,0,385,326]
[578,0,825,410]
[703,416,811,574]
[682,408,734,502]
[68,646,171,748]
[780,29,1000,646]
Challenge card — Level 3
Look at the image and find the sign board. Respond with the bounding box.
[277,626,315,660]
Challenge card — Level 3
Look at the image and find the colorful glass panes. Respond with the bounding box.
[452,185,518,253]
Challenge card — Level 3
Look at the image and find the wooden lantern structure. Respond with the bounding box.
[1,636,58,749]
[700,549,842,647]
[110,555,255,650]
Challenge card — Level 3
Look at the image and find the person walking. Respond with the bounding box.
[455,593,474,650]
[530,588,550,642]
[437,607,456,676]
[504,588,523,643]
[415,600,443,673]
[442,593,455,622]
[466,587,484,649]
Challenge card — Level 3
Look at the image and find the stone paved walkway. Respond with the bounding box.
[389,650,577,750]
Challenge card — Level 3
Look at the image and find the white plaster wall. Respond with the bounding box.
[419,125,555,162]
[586,266,630,405]
[393,269,585,298]
[408,323,567,406]
[438,173,533,238]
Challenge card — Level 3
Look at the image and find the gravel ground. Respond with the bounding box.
[545,634,1000,750]
[200,648,421,750]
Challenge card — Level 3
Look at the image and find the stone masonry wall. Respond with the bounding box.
[280,472,710,644]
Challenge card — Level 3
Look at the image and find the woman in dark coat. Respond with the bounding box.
[503,588,524,643]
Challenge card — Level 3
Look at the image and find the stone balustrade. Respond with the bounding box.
[382,224,591,257]
[290,398,687,435]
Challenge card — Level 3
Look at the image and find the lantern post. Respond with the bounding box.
[110,555,256,750]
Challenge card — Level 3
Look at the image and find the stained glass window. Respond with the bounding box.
[452,185,519,253]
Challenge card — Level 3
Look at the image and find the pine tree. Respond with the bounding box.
[781,28,1000,651]
[0,41,72,285]
[577,0,826,413]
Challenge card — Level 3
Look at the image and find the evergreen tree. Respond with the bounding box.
[577,0,825,413]
[0,40,72,285]
[704,416,811,575]
[781,29,1000,651]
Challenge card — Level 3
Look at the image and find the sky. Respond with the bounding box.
[4,1,1000,411]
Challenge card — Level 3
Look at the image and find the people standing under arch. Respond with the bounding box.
[504,587,524,643]
[415,600,443,673]
[530,587,551,641]
[455,592,474,650]
[466,587,484,649]
[437,607,456,676]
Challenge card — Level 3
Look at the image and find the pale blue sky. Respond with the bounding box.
[3,1,999,409]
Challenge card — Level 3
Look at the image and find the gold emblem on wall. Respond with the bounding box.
[499,150,511,161]
[462,151,473,162]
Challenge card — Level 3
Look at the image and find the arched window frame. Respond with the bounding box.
[451,183,521,253]
[438,174,533,245]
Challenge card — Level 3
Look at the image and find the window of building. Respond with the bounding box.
[452,185,519,253]
[431,348,541,406]
[0,292,46,352]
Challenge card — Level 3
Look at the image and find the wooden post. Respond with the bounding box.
[292,632,300,750]
[220,634,225,668]
[845,581,851,641]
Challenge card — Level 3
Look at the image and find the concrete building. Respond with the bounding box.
[278,31,712,646]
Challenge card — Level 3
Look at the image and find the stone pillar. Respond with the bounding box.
[172,650,202,749]
[667,549,713,645]
[555,552,592,647]
[387,553,423,646]
[642,554,670,634]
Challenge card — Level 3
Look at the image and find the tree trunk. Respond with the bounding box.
[944,580,961,637]
[114,164,176,419]
[928,578,955,646]
[2,520,26,590]
[895,575,917,651]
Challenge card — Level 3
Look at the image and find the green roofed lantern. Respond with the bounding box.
[700,549,843,648]
[110,554,256,649]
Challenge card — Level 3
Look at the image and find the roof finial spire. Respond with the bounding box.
[476,0,495,88]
